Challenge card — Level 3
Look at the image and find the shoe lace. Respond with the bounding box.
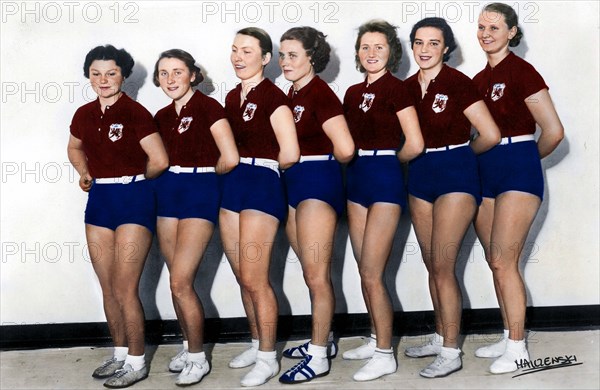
[172,350,187,361]
[181,361,194,375]
[287,356,312,376]
[113,366,132,378]
[99,357,117,369]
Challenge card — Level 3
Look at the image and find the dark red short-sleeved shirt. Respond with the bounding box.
[343,71,414,150]
[406,65,480,148]
[288,76,344,155]
[225,78,289,160]
[70,94,157,178]
[473,52,548,137]
[154,91,226,167]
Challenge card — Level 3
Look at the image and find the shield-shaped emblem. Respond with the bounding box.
[243,103,257,122]
[108,124,123,142]
[359,93,375,112]
[432,94,448,113]
[178,116,193,134]
[491,83,505,102]
[293,105,305,123]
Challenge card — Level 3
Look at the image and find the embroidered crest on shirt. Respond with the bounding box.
[178,116,193,134]
[243,103,257,122]
[108,123,123,142]
[491,83,506,101]
[359,93,375,112]
[293,105,305,123]
[432,94,448,113]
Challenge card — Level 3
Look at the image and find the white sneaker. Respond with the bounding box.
[169,350,188,373]
[475,337,507,358]
[229,346,258,369]
[353,351,397,381]
[240,358,279,387]
[343,336,376,360]
[419,349,462,378]
[490,341,529,374]
[175,360,210,386]
[405,336,443,358]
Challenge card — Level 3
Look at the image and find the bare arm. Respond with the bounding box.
[321,114,355,163]
[270,105,300,169]
[139,132,169,179]
[396,106,424,163]
[210,118,240,174]
[67,134,92,192]
[525,89,564,159]
[464,100,501,154]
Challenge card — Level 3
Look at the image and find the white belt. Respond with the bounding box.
[95,174,145,184]
[425,141,470,153]
[299,154,335,163]
[357,149,397,157]
[239,157,280,176]
[169,165,216,174]
[499,134,535,145]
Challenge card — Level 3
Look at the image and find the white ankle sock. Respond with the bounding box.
[125,354,145,371]
[307,343,327,358]
[251,339,259,349]
[187,351,206,363]
[441,346,461,359]
[433,332,444,345]
[183,340,189,351]
[114,347,128,361]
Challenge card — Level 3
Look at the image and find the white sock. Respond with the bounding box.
[125,354,145,371]
[307,343,327,358]
[256,350,276,361]
[374,347,393,357]
[187,351,206,363]
[506,338,526,352]
[183,340,189,351]
[114,347,128,362]
[433,333,444,345]
[251,338,259,350]
[370,334,377,344]
[503,329,510,340]
[440,346,461,359]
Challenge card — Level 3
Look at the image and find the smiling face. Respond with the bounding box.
[357,31,390,78]
[477,11,517,55]
[278,39,314,89]
[230,33,270,83]
[412,26,448,72]
[89,60,124,103]
[157,57,195,102]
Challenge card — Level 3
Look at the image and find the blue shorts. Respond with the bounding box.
[220,163,287,221]
[85,179,156,233]
[408,146,481,205]
[155,170,220,224]
[283,159,345,216]
[478,140,544,200]
[346,155,407,209]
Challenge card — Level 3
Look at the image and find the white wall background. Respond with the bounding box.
[1,1,598,326]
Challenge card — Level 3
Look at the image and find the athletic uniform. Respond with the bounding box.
[343,71,413,209]
[405,65,482,204]
[473,52,547,200]
[154,91,225,224]
[221,78,289,221]
[70,93,157,232]
[283,76,346,216]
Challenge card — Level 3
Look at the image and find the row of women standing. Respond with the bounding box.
[67,3,564,388]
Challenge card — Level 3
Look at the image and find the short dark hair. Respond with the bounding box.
[237,27,273,58]
[483,2,523,47]
[280,27,331,74]
[354,19,402,73]
[153,49,204,87]
[409,17,457,62]
[83,45,134,78]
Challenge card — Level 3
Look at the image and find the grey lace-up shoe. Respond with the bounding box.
[92,357,124,379]
[103,364,148,388]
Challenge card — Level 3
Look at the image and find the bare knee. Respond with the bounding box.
[359,268,383,291]
[303,273,331,294]
[170,277,194,301]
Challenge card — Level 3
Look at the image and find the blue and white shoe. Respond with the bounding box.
[279,355,330,384]
[282,341,338,359]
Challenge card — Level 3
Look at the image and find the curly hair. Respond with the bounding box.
[280,26,331,74]
[409,17,457,63]
[153,49,204,87]
[354,19,402,73]
[482,2,523,47]
[83,45,134,78]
